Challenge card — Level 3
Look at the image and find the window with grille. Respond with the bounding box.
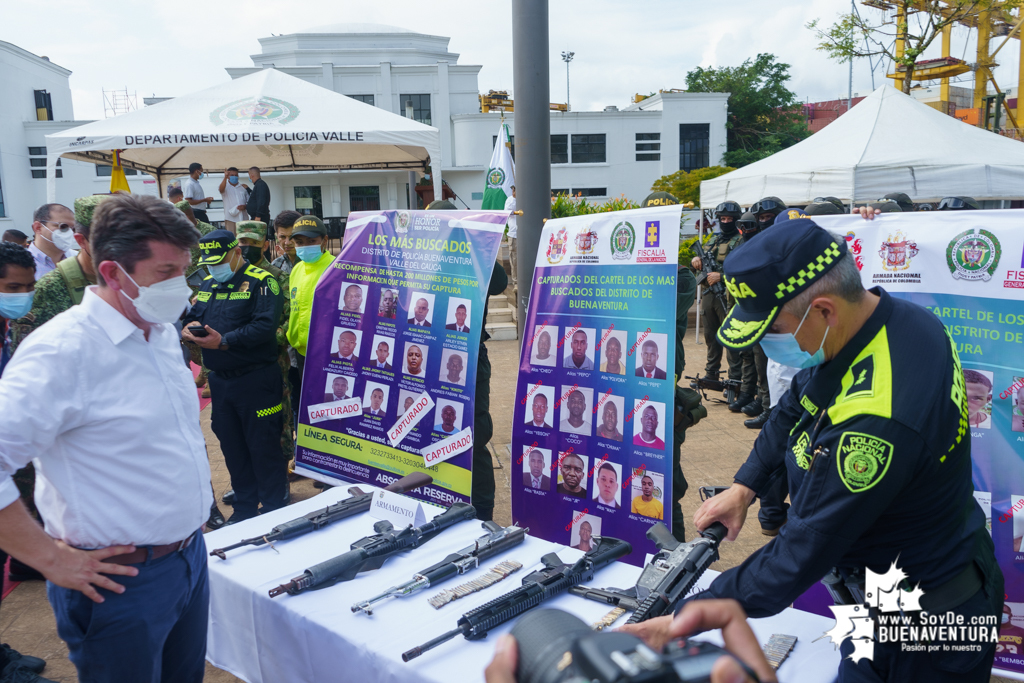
[571,134,606,163]
[400,94,431,125]
[551,135,568,164]
[679,124,710,172]
[349,94,374,106]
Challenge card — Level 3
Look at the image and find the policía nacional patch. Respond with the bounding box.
[837,432,893,493]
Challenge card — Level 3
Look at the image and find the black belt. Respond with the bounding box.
[212,362,275,380]
[918,559,984,614]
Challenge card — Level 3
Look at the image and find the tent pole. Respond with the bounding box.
[432,156,443,207]
[46,153,58,203]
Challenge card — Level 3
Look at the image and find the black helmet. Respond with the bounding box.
[426,199,457,210]
[937,196,981,211]
[736,211,759,236]
[882,192,915,212]
[714,201,742,220]
[803,201,843,216]
[813,196,846,213]
[750,196,787,217]
[642,191,678,207]
[868,200,902,213]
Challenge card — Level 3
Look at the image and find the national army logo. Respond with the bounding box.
[210,97,299,126]
[609,221,636,260]
[574,227,598,255]
[546,227,568,264]
[486,167,506,189]
[878,231,918,271]
[947,228,1001,282]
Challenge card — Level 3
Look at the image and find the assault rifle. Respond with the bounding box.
[692,236,729,311]
[401,536,632,662]
[568,521,727,627]
[351,522,528,615]
[268,501,477,598]
[209,472,432,559]
[686,374,741,405]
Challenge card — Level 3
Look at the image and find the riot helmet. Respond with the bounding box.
[937,196,981,211]
[882,192,915,212]
[750,196,787,229]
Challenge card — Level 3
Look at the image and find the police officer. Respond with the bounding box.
[627,219,1003,681]
[183,230,286,524]
[691,202,743,390]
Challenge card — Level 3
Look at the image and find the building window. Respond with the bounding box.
[551,135,568,164]
[294,186,324,218]
[571,134,606,163]
[636,133,660,141]
[349,94,374,106]
[551,188,571,197]
[95,164,136,176]
[492,135,516,161]
[29,158,47,167]
[31,170,62,179]
[349,186,380,212]
[679,124,710,172]
[636,154,661,161]
[34,90,53,121]
[572,187,606,198]
[400,94,431,125]
[28,146,46,156]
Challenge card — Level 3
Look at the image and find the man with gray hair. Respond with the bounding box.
[626,218,1002,681]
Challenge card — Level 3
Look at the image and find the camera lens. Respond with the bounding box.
[510,609,593,683]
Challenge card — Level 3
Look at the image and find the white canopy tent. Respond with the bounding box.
[45,68,443,204]
[700,85,1024,208]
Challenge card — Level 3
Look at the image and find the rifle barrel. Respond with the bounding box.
[402,627,464,662]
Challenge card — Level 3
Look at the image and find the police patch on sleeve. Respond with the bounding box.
[837,432,893,493]
[268,277,280,295]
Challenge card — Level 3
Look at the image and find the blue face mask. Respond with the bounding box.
[758,303,830,369]
[207,259,236,283]
[0,291,34,320]
[295,245,323,263]
[228,176,239,185]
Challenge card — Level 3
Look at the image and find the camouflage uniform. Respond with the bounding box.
[239,221,294,462]
[178,200,216,383]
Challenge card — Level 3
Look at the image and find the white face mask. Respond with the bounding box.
[44,224,78,254]
[116,263,192,324]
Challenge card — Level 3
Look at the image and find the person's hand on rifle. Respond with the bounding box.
[706,272,722,285]
[694,484,754,541]
[691,256,703,270]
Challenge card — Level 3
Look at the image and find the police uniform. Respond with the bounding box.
[698,229,743,381]
[187,230,286,520]
[692,220,1002,682]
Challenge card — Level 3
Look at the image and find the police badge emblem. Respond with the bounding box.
[947,228,1001,281]
[609,221,636,260]
[396,211,412,234]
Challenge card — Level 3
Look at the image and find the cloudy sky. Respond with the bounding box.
[1,0,1015,120]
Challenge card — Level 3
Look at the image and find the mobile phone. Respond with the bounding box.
[188,325,209,338]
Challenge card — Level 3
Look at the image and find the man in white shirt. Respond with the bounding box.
[28,203,75,277]
[504,185,517,296]
[0,194,213,683]
[181,162,213,223]
[218,167,250,234]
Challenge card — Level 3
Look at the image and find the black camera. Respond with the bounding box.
[511,609,759,683]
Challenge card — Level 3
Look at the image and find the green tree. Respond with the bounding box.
[650,166,735,205]
[685,54,809,167]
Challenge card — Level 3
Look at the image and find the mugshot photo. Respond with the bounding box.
[1015,494,1024,554]
[629,470,664,520]
[433,398,465,435]
[445,297,472,332]
[569,511,602,551]
[632,400,667,450]
[559,385,594,436]
[524,385,556,429]
[439,348,469,386]
[529,324,557,367]
[521,446,553,491]
[338,282,368,314]
[403,342,429,378]
[378,287,399,319]
[323,373,355,402]
[362,381,389,416]
[591,460,622,509]
[964,369,994,430]
[330,327,362,363]
[407,291,436,328]
[368,334,395,371]
[1012,377,1024,433]
[633,332,668,380]
[973,490,991,536]
[594,393,624,443]
[397,389,421,418]
[598,329,627,376]
[562,326,596,371]
[556,451,589,499]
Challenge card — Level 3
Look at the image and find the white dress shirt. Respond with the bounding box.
[504,195,517,238]
[220,182,250,222]
[0,288,213,548]
[28,242,59,279]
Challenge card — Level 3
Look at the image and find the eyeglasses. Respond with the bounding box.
[44,221,73,232]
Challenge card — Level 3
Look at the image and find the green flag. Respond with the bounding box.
[482,121,515,210]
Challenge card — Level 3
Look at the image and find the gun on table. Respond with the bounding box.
[692,236,729,311]
[210,472,432,559]
[401,535,632,662]
[568,522,727,628]
[351,522,528,616]
[268,501,477,598]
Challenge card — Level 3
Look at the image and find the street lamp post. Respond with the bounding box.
[561,51,574,111]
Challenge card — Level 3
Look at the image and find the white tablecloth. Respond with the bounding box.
[205,487,841,683]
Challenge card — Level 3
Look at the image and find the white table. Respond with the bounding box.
[205,487,841,683]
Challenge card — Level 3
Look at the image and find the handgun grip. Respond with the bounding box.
[386,472,433,494]
[646,523,680,552]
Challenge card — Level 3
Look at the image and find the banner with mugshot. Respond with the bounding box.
[294,209,507,507]
[510,205,682,566]
[812,210,1024,674]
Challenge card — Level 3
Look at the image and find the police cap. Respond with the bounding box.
[291,214,327,238]
[642,191,678,208]
[868,200,902,213]
[197,229,239,265]
[716,218,847,349]
[236,221,268,242]
[882,192,914,212]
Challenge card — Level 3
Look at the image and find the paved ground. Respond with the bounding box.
[0,331,1013,682]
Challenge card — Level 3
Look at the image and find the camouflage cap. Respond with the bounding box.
[74,195,110,228]
[236,221,268,242]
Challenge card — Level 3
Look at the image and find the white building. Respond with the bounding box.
[0,25,728,229]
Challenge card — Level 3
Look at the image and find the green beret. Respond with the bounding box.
[236,221,267,241]
[74,195,109,228]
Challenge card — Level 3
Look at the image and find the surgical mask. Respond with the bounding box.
[295,245,323,263]
[758,303,831,369]
[0,292,34,320]
[45,225,78,253]
[241,246,263,264]
[208,260,236,283]
[116,263,192,324]
[1003,614,1011,625]
[228,176,239,186]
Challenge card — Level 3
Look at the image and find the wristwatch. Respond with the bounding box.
[218,342,229,351]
